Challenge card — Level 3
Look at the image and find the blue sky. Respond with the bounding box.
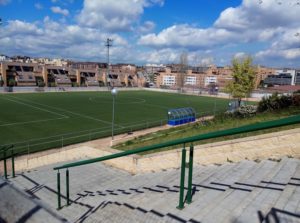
[0,0,299,67]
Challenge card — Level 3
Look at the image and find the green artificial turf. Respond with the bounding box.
[0,90,230,156]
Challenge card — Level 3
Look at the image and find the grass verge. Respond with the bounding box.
[113,106,300,155]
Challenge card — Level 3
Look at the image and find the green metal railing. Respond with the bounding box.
[1,145,15,179]
[53,114,300,210]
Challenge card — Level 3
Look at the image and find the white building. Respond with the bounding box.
[204,76,217,86]
[162,75,176,86]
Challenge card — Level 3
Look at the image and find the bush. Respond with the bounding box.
[71,82,79,87]
[235,105,257,117]
[292,94,300,106]
[99,81,105,87]
[48,82,57,87]
[258,93,293,112]
[37,80,45,87]
[8,79,16,87]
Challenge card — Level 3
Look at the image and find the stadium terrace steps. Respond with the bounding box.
[6,158,300,223]
[0,177,66,223]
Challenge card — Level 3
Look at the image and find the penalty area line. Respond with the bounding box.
[0,117,67,127]
[8,96,125,128]
[3,97,69,119]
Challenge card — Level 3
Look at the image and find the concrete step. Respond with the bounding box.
[233,158,298,223]
[140,162,245,220]
[191,160,263,222]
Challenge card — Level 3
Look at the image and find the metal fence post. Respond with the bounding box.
[3,150,7,179]
[11,147,15,178]
[66,169,70,206]
[177,144,186,210]
[186,144,194,204]
[57,171,61,209]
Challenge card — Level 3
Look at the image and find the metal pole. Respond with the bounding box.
[186,144,194,204]
[177,145,186,210]
[57,171,61,209]
[3,151,7,179]
[107,40,109,88]
[214,100,216,116]
[106,38,112,88]
[112,94,115,140]
[66,169,70,206]
[27,142,29,170]
[11,147,15,178]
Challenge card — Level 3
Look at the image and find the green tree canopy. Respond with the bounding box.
[225,56,256,105]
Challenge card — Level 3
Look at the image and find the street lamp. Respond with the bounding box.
[111,88,118,141]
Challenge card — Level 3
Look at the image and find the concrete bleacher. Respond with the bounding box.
[4,157,300,223]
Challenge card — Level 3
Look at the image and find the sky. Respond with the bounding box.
[0,0,299,67]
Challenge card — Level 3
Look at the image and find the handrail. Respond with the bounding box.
[54,114,300,171]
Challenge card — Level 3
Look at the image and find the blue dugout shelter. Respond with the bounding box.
[167,107,196,126]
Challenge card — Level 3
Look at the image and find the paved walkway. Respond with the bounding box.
[6,157,300,223]
[56,116,214,151]
[0,177,66,223]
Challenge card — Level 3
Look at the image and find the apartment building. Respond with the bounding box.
[255,66,275,87]
[156,67,205,88]
[0,62,42,87]
[109,64,145,87]
[69,62,106,86]
[264,69,300,86]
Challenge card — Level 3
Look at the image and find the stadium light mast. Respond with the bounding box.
[111,87,118,141]
[106,38,113,89]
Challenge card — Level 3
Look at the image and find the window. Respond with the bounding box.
[59,69,66,75]
[22,66,34,72]
[8,66,22,72]
[163,76,176,86]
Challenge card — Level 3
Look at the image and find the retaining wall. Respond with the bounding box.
[1,128,300,174]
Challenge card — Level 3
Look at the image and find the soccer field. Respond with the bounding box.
[0,90,230,155]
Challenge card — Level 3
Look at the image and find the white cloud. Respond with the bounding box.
[34,3,43,10]
[138,0,300,66]
[0,0,10,5]
[0,18,128,61]
[234,52,247,59]
[256,26,300,61]
[138,21,155,33]
[215,0,300,30]
[77,0,164,32]
[138,24,236,49]
[51,6,69,16]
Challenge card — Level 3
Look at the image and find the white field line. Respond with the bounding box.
[8,96,125,128]
[0,117,67,127]
[3,97,69,119]
[89,96,146,104]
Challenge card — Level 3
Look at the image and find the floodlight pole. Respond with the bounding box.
[106,38,113,89]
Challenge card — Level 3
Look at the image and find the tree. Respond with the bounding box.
[225,56,256,106]
[178,52,188,93]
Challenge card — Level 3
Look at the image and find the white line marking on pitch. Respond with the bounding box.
[3,97,69,118]
[0,117,67,127]
[7,96,125,128]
